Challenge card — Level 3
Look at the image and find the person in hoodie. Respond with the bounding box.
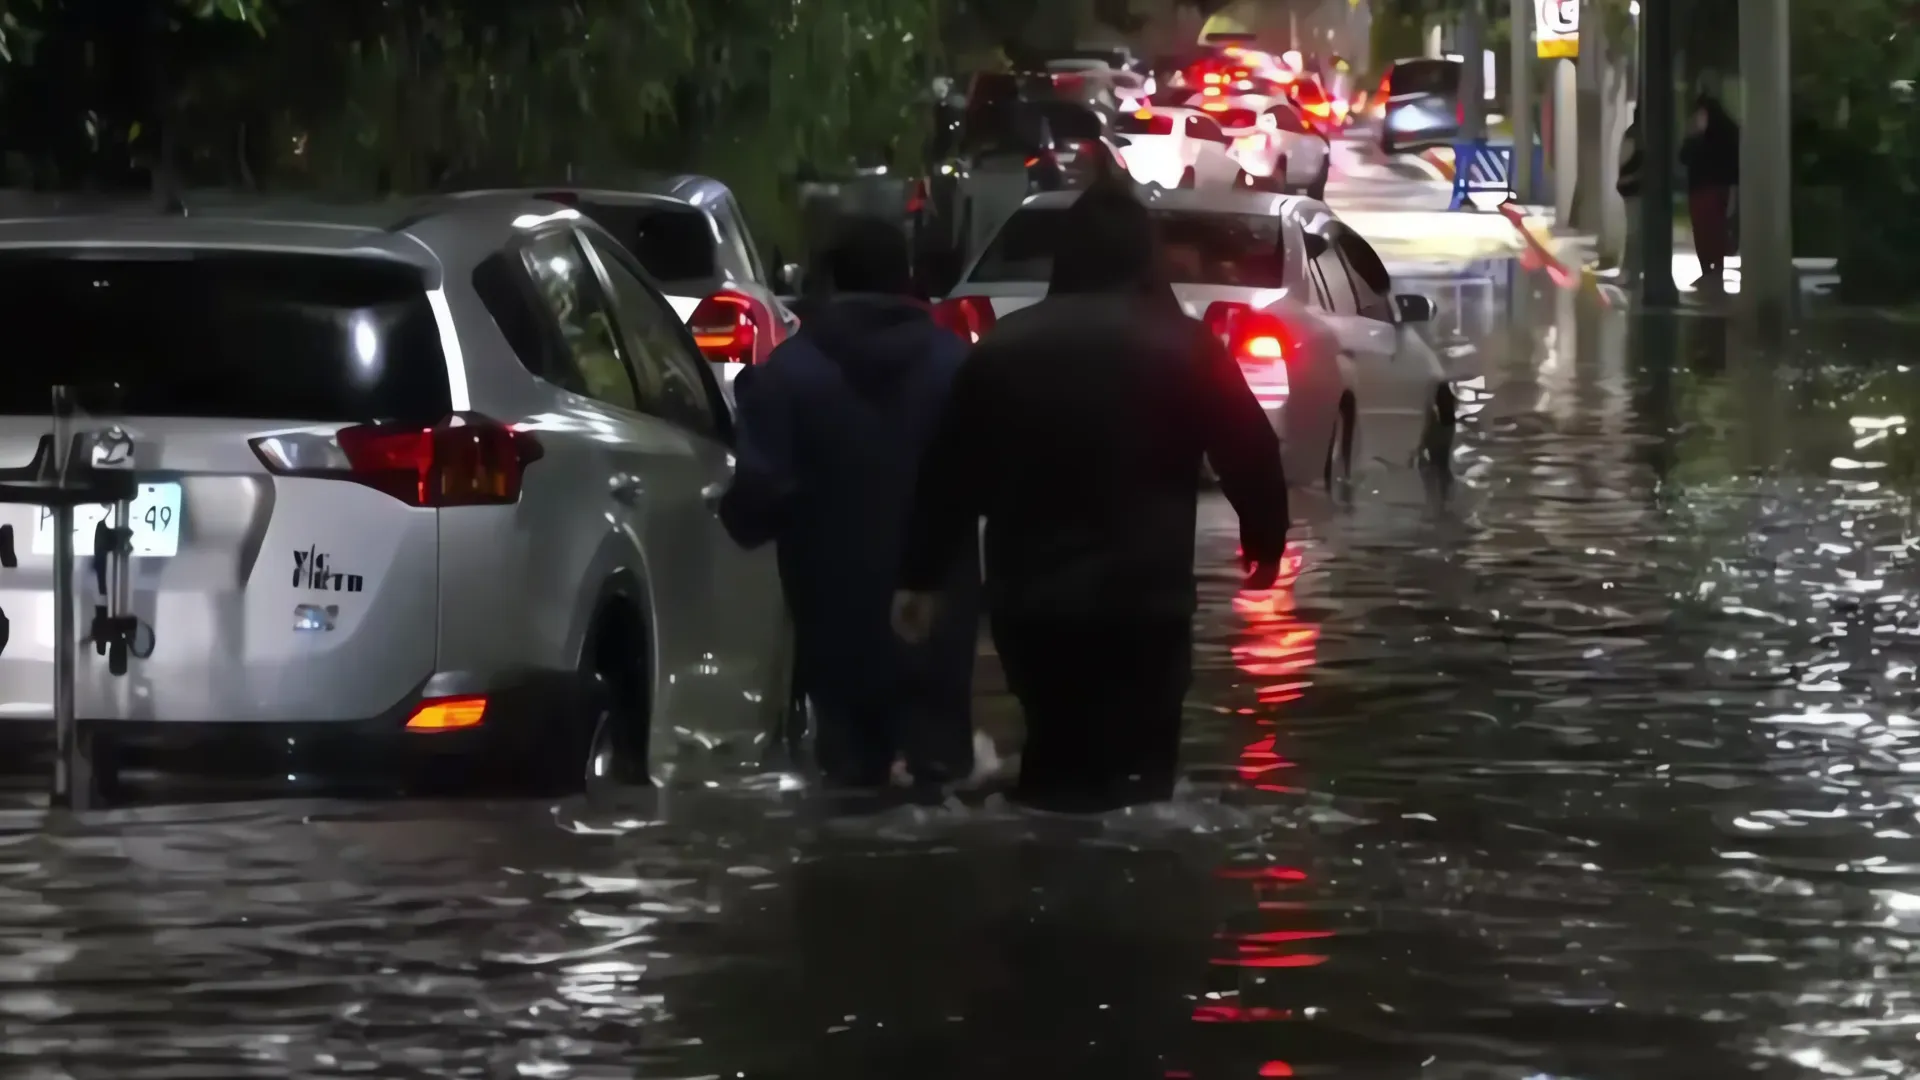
[891,177,1291,814]
[719,215,979,792]
[1680,92,1740,288]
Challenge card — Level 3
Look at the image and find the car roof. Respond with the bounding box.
[1017,187,1319,221]
[447,173,735,210]
[0,191,598,284]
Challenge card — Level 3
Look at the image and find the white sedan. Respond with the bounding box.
[938,187,1456,490]
[1200,102,1331,198]
[1111,107,1246,191]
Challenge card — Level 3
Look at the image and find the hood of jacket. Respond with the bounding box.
[800,294,945,397]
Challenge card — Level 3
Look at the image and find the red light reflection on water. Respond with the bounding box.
[1190,541,1327,1076]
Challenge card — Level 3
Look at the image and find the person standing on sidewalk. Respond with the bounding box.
[1680,92,1740,288]
[1615,104,1643,286]
[890,177,1291,814]
[719,216,981,793]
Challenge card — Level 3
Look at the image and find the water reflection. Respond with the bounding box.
[6,267,1920,1076]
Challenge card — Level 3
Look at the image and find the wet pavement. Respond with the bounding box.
[9,233,1920,1075]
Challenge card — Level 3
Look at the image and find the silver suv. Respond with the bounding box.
[0,196,790,797]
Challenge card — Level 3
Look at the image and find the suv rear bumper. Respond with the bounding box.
[0,669,577,793]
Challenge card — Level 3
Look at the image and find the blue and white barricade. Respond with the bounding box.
[1448,139,1514,210]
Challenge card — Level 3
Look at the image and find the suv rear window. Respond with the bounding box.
[0,251,449,422]
[575,202,716,287]
[1389,60,1460,96]
[969,207,1287,288]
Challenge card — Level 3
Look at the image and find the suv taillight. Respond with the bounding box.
[691,290,770,365]
[250,414,542,507]
[932,295,997,343]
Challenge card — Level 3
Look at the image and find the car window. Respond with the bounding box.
[473,250,574,390]
[713,197,763,284]
[1336,230,1394,322]
[520,231,640,411]
[1213,107,1257,130]
[0,250,450,424]
[1389,59,1461,97]
[575,200,717,290]
[1037,103,1106,141]
[970,207,1286,287]
[1308,231,1357,315]
[1264,103,1311,135]
[1185,115,1228,143]
[584,232,721,439]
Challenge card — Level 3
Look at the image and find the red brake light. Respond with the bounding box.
[1203,301,1292,364]
[250,414,543,507]
[691,289,772,365]
[906,178,928,214]
[932,296,996,344]
[533,190,579,206]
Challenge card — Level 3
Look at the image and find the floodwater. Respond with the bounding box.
[7,262,1920,1079]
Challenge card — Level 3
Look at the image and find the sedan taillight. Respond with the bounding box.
[691,290,773,365]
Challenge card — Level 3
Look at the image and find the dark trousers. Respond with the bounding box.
[991,615,1193,813]
[1689,186,1732,275]
[812,682,975,790]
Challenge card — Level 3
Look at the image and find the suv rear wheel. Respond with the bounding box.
[542,605,650,793]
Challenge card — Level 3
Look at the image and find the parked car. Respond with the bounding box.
[0,196,791,797]
[450,177,800,387]
[940,187,1456,491]
[1379,57,1463,154]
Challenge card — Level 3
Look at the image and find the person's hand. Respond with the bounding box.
[1242,555,1281,591]
[891,590,940,644]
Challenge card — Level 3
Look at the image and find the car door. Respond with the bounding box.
[1337,229,1447,464]
[1304,223,1392,467]
[579,228,788,740]
[517,228,708,736]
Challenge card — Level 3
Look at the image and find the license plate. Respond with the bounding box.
[33,482,183,557]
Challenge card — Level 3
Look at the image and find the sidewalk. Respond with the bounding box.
[1503,205,1843,302]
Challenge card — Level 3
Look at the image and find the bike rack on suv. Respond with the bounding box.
[0,386,152,811]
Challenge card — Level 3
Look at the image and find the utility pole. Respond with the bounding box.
[1509,0,1537,202]
[1637,0,1677,306]
[1571,0,1603,231]
[1460,0,1486,139]
[1738,0,1792,326]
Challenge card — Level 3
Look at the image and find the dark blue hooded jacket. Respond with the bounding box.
[720,294,980,721]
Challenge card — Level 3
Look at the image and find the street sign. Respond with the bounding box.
[1536,0,1579,58]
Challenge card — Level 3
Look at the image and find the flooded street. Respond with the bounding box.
[8,260,1920,1078]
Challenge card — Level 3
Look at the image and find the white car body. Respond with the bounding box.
[1204,102,1331,193]
[1113,107,1245,191]
[946,188,1452,486]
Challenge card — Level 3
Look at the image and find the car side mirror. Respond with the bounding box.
[1394,293,1435,323]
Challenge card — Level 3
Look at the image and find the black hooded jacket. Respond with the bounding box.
[898,186,1290,620]
[721,294,976,707]
[1681,96,1740,190]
